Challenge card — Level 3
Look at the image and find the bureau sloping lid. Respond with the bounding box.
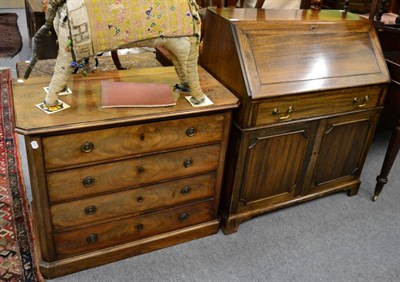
[230,10,390,99]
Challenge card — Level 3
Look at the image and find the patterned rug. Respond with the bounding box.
[0,13,22,58]
[0,68,42,281]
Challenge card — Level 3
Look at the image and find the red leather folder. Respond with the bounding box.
[101,81,176,108]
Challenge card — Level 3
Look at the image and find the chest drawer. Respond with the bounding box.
[255,86,383,126]
[47,144,221,202]
[43,114,225,170]
[53,199,214,258]
[50,173,216,230]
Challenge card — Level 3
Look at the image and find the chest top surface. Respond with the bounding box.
[12,66,238,135]
[204,8,390,99]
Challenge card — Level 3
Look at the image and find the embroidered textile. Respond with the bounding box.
[67,0,197,61]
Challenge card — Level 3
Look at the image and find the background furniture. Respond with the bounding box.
[24,0,58,59]
[15,52,162,78]
[370,0,400,200]
[200,8,390,234]
[323,0,374,12]
[12,67,238,278]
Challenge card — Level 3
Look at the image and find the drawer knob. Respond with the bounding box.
[181,185,192,195]
[81,141,94,153]
[272,106,294,120]
[183,158,193,168]
[186,127,196,137]
[135,224,144,231]
[353,96,370,108]
[137,166,145,174]
[86,233,98,244]
[137,196,144,203]
[178,212,189,222]
[82,176,95,187]
[84,205,97,215]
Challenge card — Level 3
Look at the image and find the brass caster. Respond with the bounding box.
[372,195,378,202]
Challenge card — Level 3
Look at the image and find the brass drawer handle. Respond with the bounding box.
[81,141,94,153]
[82,176,95,187]
[84,205,97,215]
[178,212,189,222]
[135,223,144,231]
[86,233,98,244]
[183,158,193,168]
[186,126,196,137]
[353,96,370,108]
[181,185,192,195]
[272,106,294,120]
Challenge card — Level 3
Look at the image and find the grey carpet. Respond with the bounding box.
[2,8,399,282]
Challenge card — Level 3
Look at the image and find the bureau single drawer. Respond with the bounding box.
[47,144,220,201]
[53,199,214,258]
[255,86,383,126]
[43,114,225,170]
[50,173,216,230]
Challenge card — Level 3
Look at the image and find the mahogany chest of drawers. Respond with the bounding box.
[12,67,238,278]
[200,8,390,234]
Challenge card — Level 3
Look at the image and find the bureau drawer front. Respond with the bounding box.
[47,145,220,201]
[50,173,216,230]
[43,114,225,170]
[54,199,214,257]
[255,86,383,126]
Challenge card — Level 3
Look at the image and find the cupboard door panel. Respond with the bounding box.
[313,111,378,187]
[240,122,316,204]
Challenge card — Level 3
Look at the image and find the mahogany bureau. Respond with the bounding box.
[12,67,238,278]
[200,8,391,234]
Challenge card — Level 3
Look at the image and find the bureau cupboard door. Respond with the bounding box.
[310,110,380,193]
[238,121,318,210]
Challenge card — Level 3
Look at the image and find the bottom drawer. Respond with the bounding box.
[54,199,215,258]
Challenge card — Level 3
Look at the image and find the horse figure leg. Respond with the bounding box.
[160,37,205,104]
[44,4,73,107]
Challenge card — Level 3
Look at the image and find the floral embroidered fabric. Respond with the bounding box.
[67,0,196,60]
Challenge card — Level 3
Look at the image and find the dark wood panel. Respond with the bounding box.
[313,111,378,187]
[240,123,315,204]
[234,21,388,98]
[200,8,248,100]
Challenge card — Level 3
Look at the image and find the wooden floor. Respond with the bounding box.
[0,0,25,9]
